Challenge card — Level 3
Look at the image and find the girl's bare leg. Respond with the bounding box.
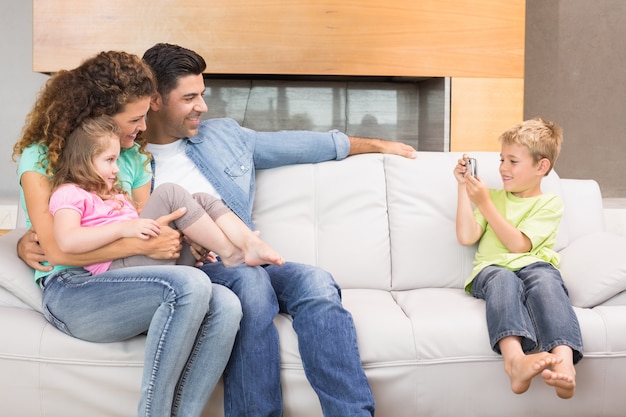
[216,214,284,266]
[181,214,245,267]
[184,214,284,267]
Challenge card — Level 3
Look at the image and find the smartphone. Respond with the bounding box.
[467,158,477,177]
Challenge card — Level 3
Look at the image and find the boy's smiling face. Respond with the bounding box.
[499,143,549,198]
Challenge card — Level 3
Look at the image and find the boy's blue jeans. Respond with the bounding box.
[471,262,583,363]
[201,260,375,417]
[41,265,242,417]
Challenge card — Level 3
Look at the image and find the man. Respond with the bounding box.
[20,43,417,416]
[143,43,420,417]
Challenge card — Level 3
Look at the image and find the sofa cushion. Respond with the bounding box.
[253,154,393,291]
[559,179,605,241]
[0,286,31,309]
[559,232,626,308]
[385,152,567,291]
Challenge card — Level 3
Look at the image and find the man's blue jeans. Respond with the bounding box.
[201,261,375,417]
[471,262,583,363]
[41,265,242,417]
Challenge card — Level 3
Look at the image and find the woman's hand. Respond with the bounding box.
[136,224,182,260]
[124,219,162,240]
[138,209,186,260]
[17,229,53,272]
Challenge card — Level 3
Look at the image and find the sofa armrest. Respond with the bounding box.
[0,228,42,312]
[604,207,626,237]
[560,178,605,241]
[559,232,626,308]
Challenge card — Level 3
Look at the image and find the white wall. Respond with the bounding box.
[0,2,49,204]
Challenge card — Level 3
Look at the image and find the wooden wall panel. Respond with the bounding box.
[450,78,525,151]
[33,0,525,78]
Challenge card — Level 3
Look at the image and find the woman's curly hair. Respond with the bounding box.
[13,50,156,176]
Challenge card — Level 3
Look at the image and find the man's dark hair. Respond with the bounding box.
[142,43,207,99]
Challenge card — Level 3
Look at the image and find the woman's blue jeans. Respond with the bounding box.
[471,262,583,363]
[201,261,375,417]
[41,265,242,417]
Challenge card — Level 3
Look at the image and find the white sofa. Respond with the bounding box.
[2,151,626,417]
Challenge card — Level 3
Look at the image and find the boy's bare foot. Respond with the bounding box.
[542,361,576,399]
[242,235,285,267]
[505,352,562,394]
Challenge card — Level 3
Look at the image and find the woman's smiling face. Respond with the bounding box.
[112,97,151,149]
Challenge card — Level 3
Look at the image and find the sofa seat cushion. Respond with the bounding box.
[276,288,497,368]
[0,306,144,416]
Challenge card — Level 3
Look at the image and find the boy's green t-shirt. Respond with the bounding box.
[465,189,563,291]
[17,142,152,283]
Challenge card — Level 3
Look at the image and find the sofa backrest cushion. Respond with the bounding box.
[253,152,580,291]
[253,154,394,290]
[1,151,607,310]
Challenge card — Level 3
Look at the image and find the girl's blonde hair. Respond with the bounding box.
[499,117,563,175]
[52,116,128,203]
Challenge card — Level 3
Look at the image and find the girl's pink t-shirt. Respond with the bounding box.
[49,184,138,274]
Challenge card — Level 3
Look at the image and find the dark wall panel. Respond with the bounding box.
[525,0,626,197]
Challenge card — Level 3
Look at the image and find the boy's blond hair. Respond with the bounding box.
[499,117,563,175]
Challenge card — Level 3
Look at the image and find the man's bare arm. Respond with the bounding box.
[348,136,417,159]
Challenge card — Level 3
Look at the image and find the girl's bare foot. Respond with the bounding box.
[505,352,562,394]
[219,249,245,267]
[542,361,576,399]
[242,235,285,267]
[216,236,284,267]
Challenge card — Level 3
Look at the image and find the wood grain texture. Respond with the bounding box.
[450,77,525,151]
[33,0,525,77]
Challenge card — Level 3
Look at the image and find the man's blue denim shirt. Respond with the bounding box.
[151,117,350,229]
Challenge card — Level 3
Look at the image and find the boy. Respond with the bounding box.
[453,117,583,399]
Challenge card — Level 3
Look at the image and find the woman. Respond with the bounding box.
[12,50,241,417]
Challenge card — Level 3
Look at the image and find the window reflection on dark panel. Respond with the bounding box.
[418,78,449,152]
[346,82,418,148]
[202,79,252,122]
[203,76,449,152]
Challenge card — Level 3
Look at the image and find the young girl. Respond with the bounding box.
[50,115,284,274]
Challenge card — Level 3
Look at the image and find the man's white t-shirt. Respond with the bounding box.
[146,140,221,199]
